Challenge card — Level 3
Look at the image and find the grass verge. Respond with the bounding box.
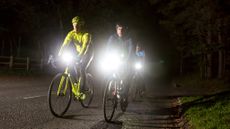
[176,73,230,129]
[179,80,230,129]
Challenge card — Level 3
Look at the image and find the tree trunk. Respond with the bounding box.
[200,54,206,79]
[196,25,205,79]
[37,40,43,58]
[17,36,22,57]
[10,39,13,56]
[57,5,64,39]
[1,40,4,56]
[180,52,183,75]
[50,0,64,38]
[43,42,47,61]
[206,24,212,79]
[217,19,223,79]
[218,50,223,79]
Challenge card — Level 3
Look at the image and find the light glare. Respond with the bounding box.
[62,52,73,64]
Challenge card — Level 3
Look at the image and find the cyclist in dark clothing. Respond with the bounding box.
[106,23,134,105]
[106,23,133,62]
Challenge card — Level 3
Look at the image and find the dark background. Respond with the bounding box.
[0,0,230,79]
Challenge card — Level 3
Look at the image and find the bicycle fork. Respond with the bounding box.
[57,68,69,96]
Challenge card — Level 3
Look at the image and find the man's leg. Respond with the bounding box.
[80,66,86,91]
[71,65,79,83]
[123,66,134,98]
[80,52,93,91]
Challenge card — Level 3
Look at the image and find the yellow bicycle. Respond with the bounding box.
[47,52,94,117]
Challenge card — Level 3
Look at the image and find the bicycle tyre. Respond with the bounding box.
[48,73,72,117]
[130,75,138,101]
[120,82,129,112]
[80,73,94,108]
[136,73,145,98]
[103,78,117,122]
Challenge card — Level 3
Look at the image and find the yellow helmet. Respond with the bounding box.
[72,16,85,26]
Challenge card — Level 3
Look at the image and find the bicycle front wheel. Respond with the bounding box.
[133,73,145,99]
[103,78,117,122]
[48,73,72,117]
[80,73,94,108]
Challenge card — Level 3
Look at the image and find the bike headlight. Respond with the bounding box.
[100,53,122,72]
[135,62,142,70]
[61,52,73,64]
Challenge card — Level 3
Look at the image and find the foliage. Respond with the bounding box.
[175,72,228,90]
[149,0,230,78]
[181,94,230,129]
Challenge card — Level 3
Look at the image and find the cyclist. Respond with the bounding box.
[106,23,133,60]
[136,43,145,60]
[106,22,134,105]
[58,16,92,90]
[135,42,146,96]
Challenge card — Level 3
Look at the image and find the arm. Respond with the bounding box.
[141,50,146,63]
[58,31,73,56]
[106,35,114,53]
[127,38,133,60]
[79,33,91,56]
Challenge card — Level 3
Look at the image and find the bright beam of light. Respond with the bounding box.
[61,52,73,64]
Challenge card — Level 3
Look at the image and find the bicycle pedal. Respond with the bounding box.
[79,93,86,100]
[82,88,90,92]
[117,94,120,99]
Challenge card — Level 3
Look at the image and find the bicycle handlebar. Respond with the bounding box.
[47,54,82,69]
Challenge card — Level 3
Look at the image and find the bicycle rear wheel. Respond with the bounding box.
[129,75,137,101]
[80,73,94,108]
[103,78,117,122]
[130,73,145,101]
[120,95,128,112]
[48,73,72,117]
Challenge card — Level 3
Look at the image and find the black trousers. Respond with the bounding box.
[72,51,94,89]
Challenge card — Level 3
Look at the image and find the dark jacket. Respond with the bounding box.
[106,34,133,61]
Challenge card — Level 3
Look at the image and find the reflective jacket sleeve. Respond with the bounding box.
[58,31,73,56]
[79,33,91,56]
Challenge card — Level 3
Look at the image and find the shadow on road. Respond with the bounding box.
[91,120,123,129]
[90,112,124,129]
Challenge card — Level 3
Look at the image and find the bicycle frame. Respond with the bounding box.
[57,65,85,100]
[110,73,125,99]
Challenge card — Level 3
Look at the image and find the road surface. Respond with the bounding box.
[0,75,181,129]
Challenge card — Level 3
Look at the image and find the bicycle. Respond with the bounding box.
[100,52,129,122]
[130,61,145,101]
[47,52,94,117]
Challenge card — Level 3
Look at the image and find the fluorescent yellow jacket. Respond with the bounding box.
[58,30,91,56]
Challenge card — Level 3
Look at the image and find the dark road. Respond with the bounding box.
[0,75,182,129]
